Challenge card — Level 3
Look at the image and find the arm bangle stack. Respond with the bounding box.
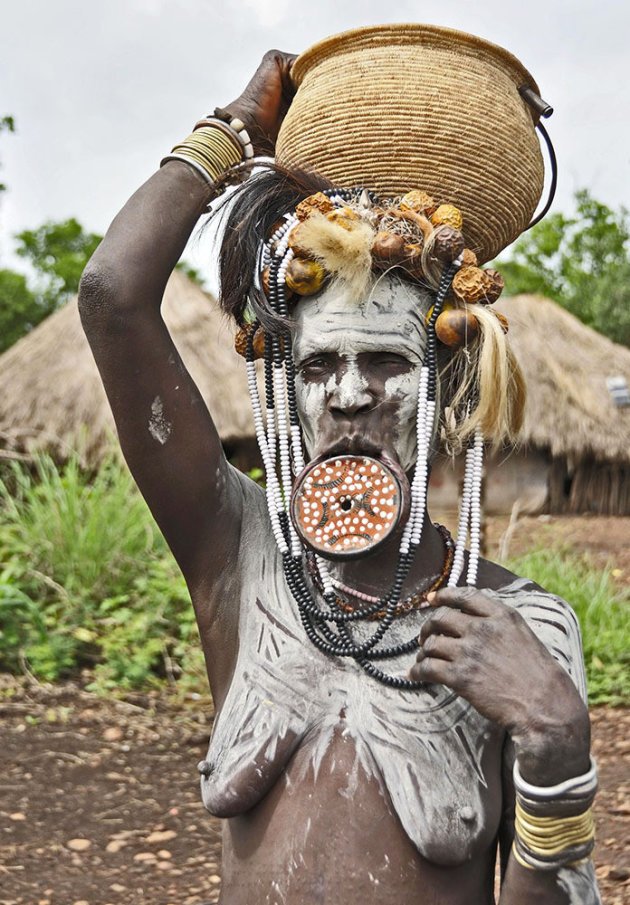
[160,123,244,187]
[512,757,598,871]
[196,112,255,160]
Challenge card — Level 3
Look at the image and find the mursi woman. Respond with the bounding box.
[79,29,601,905]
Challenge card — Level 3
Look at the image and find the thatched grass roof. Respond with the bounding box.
[1,278,630,466]
[0,270,257,465]
[496,294,630,462]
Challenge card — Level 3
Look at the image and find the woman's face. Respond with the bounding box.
[292,275,433,473]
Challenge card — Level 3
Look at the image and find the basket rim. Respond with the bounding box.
[291,23,541,109]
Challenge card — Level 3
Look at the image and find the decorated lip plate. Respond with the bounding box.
[291,455,407,559]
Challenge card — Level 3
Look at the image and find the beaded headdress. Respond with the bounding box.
[235,185,523,689]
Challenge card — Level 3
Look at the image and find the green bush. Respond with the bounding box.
[0,454,204,691]
[506,548,630,705]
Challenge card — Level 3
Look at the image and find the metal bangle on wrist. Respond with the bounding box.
[210,106,255,159]
[512,756,598,871]
[160,107,255,192]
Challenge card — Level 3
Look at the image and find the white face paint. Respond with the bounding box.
[292,274,434,472]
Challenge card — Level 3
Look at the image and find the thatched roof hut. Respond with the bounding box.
[494,294,630,513]
[497,294,630,462]
[2,279,630,512]
[431,294,630,515]
[0,270,259,468]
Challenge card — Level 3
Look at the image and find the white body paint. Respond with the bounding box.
[293,274,433,471]
[201,275,599,901]
[148,395,172,445]
[200,470,590,869]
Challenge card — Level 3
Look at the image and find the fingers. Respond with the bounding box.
[229,50,298,152]
[408,648,454,684]
[417,632,459,662]
[259,49,298,88]
[409,616,463,684]
[427,586,495,617]
[418,606,469,643]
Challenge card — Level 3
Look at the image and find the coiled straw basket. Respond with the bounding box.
[276,24,546,263]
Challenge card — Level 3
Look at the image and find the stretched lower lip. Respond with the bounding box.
[290,453,411,560]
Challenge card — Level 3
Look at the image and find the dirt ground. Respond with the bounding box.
[1,514,629,905]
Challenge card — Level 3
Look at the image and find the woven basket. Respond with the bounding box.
[276,24,545,264]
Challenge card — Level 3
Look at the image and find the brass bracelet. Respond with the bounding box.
[513,800,595,871]
[160,124,243,187]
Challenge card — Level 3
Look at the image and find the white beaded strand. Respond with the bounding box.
[315,555,335,597]
[410,398,436,547]
[273,356,301,556]
[275,214,299,258]
[291,424,305,475]
[401,367,436,553]
[447,442,475,588]
[261,218,292,269]
[465,427,484,586]
[400,367,430,555]
[246,359,288,554]
[273,247,303,556]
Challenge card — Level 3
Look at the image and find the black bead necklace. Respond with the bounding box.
[247,189,460,690]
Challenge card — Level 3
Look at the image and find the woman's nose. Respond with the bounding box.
[327,367,374,415]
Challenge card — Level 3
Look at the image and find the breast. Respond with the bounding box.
[219,728,498,904]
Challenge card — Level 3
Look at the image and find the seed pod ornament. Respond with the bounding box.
[461,248,478,268]
[482,269,505,304]
[432,226,466,263]
[372,232,408,267]
[295,192,335,221]
[452,266,492,305]
[431,204,463,230]
[400,190,437,217]
[435,308,480,349]
[234,323,266,359]
[286,257,327,295]
[288,222,313,258]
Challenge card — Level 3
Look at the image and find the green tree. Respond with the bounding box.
[0,219,103,353]
[0,115,15,196]
[0,270,42,351]
[0,119,201,351]
[15,218,102,309]
[498,190,630,346]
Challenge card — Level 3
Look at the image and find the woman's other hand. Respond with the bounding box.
[409,586,591,787]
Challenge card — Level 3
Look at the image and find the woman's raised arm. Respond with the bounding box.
[78,51,296,592]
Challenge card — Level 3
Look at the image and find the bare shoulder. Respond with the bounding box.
[474,556,540,592]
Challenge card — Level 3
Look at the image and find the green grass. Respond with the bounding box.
[0,454,205,693]
[0,454,628,704]
[506,548,630,705]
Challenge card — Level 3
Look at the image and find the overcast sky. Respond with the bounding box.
[2,0,628,286]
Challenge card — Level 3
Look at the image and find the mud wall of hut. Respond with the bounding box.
[428,448,549,515]
[548,456,630,515]
[430,448,630,516]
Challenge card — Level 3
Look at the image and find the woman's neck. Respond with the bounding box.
[326,511,448,600]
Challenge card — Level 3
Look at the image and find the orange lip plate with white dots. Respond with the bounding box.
[291,455,403,559]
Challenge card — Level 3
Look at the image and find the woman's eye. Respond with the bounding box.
[300,358,330,376]
[371,354,411,369]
